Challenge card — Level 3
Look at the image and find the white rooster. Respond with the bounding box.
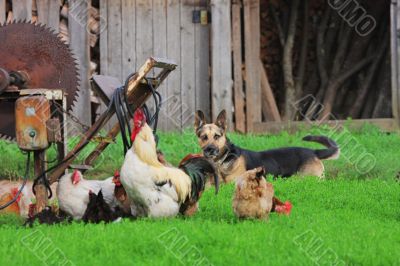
[120,108,219,218]
[57,170,117,220]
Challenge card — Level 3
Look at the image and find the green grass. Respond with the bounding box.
[0,125,399,265]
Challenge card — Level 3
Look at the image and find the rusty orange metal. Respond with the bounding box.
[15,96,50,151]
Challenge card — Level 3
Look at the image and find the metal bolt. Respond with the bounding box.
[29,130,36,138]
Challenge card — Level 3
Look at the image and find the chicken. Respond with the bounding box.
[233,167,292,219]
[82,190,119,223]
[120,108,219,218]
[112,170,132,216]
[57,170,117,220]
[0,180,57,218]
[233,167,274,219]
[0,189,20,216]
[25,206,69,226]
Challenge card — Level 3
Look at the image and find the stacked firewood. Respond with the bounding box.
[4,0,100,76]
[260,0,391,120]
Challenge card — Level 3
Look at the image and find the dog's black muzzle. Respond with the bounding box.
[203,145,219,158]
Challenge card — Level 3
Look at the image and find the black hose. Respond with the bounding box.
[30,72,163,190]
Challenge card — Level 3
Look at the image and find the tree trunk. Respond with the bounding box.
[282,0,299,120]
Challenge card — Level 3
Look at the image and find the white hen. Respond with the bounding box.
[57,170,117,220]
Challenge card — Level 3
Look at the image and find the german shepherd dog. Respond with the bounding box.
[194,110,340,183]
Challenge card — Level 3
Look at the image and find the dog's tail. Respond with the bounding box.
[302,135,340,160]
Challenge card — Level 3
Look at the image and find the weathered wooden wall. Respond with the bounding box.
[100,0,211,131]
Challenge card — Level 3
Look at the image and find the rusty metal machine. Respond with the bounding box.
[0,21,176,214]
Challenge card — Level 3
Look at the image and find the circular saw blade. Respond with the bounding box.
[0,21,80,140]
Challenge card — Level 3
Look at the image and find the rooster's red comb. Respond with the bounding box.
[112,170,122,187]
[114,170,120,178]
[133,108,146,124]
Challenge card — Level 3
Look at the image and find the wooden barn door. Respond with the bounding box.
[100,0,211,132]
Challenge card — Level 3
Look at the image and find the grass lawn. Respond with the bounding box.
[0,125,399,265]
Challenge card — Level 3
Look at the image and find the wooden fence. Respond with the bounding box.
[99,0,213,131]
[2,0,399,133]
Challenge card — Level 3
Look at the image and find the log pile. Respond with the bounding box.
[260,0,391,121]
[3,0,100,76]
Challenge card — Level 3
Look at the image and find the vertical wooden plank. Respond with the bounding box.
[36,0,59,32]
[244,0,260,132]
[391,0,399,124]
[122,0,136,78]
[0,0,6,24]
[397,0,400,126]
[136,0,154,118]
[107,0,122,81]
[260,60,281,121]
[232,0,245,132]
[210,0,232,124]
[153,0,168,130]
[98,0,109,129]
[12,0,32,21]
[166,0,181,131]
[135,0,153,70]
[180,0,195,128]
[194,3,211,124]
[100,0,108,75]
[69,0,91,125]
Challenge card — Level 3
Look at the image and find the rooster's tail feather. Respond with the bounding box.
[179,157,218,202]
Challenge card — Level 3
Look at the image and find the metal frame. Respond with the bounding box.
[48,57,177,184]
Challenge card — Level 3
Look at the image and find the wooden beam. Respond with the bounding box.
[153,0,168,130]
[397,0,400,127]
[69,0,91,126]
[244,0,261,132]
[211,0,233,124]
[108,0,123,81]
[0,0,5,24]
[253,118,398,134]
[12,0,32,21]
[232,0,246,133]
[36,0,60,32]
[391,0,400,125]
[166,0,182,131]
[34,150,48,213]
[100,0,108,75]
[260,60,281,122]
[181,0,196,128]
[194,3,211,123]
[122,0,136,78]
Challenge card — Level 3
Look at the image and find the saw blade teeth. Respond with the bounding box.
[70,99,80,110]
[0,21,81,128]
[0,134,14,142]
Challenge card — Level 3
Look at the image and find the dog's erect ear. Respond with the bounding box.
[255,167,265,179]
[215,110,227,130]
[194,110,206,132]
